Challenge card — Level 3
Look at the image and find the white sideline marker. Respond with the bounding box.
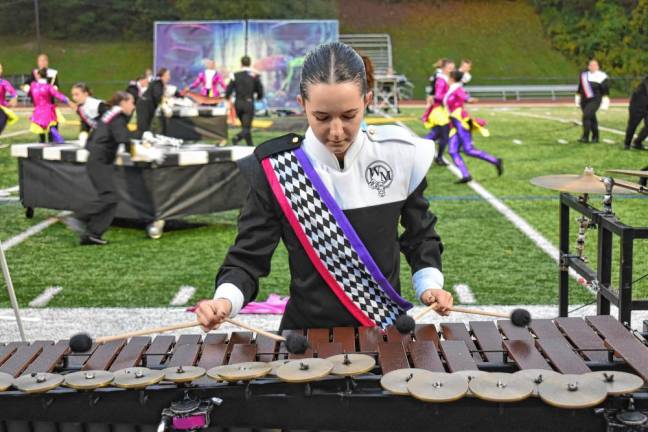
[0,130,30,139]
[0,185,19,196]
[170,285,196,306]
[603,138,615,144]
[29,286,62,307]
[512,139,523,145]
[453,284,476,304]
[557,139,568,144]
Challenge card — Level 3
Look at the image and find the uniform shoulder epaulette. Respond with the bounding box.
[365,124,418,145]
[254,133,304,160]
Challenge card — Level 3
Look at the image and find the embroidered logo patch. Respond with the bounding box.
[365,160,393,197]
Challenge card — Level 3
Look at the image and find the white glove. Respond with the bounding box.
[601,96,610,111]
[574,95,581,106]
[78,131,88,147]
[162,104,173,118]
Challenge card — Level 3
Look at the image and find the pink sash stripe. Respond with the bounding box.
[260,158,375,327]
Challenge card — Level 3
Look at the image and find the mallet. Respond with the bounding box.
[394,303,531,334]
[69,317,309,355]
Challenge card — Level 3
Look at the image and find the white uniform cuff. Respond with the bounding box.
[412,267,444,303]
[214,283,245,317]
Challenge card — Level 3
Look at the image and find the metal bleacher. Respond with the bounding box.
[340,33,413,113]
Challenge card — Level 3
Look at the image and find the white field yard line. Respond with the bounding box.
[170,285,196,306]
[506,111,626,136]
[452,284,476,304]
[379,111,588,292]
[28,286,63,307]
[1,305,647,340]
[1,211,69,251]
[0,185,19,196]
[0,130,30,139]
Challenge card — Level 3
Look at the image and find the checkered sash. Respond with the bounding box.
[260,147,412,328]
[580,72,594,99]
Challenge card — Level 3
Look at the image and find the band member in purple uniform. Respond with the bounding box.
[0,63,18,135]
[195,42,450,331]
[576,59,609,143]
[445,71,502,184]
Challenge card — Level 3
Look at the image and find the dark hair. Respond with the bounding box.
[72,82,92,95]
[108,91,133,107]
[36,68,48,79]
[361,55,375,91]
[450,70,464,82]
[299,42,367,100]
[241,55,251,67]
[434,58,453,69]
[156,68,169,78]
[461,58,472,65]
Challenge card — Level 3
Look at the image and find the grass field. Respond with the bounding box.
[1,104,647,310]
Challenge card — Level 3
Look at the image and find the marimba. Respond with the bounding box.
[1,315,648,431]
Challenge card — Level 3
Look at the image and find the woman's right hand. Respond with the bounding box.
[195,298,232,331]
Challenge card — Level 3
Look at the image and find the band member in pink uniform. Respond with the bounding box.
[28,68,74,143]
[0,63,18,135]
[189,60,227,100]
[422,59,454,165]
[445,71,502,183]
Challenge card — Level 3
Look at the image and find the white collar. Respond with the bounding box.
[436,73,448,82]
[303,127,365,172]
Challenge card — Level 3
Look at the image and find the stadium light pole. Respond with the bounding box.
[34,0,41,53]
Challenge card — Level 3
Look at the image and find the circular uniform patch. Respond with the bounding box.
[365,160,393,197]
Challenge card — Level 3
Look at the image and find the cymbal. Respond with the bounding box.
[380,368,435,395]
[607,169,648,178]
[113,367,164,389]
[64,370,114,390]
[326,353,375,376]
[207,362,272,382]
[275,358,333,383]
[585,371,644,396]
[162,365,206,383]
[13,373,64,393]
[0,372,13,391]
[530,167,635,194]
[469,372,534,402]
[268,359,291,376]
[538,374,607,409]
[514,369,561,396]
[407,372,469,403]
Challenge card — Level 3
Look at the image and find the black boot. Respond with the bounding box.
[495,158,504,177]
[434,157,448,167]
[80,234,108,246]
[456,176,472,184]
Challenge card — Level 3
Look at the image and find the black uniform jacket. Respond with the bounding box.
[225,69,264,103]
[86,107,131,164]
[215,125,444,329]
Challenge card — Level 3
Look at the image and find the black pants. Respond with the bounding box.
[136,100,156,139]
[37,122,58,143]
[581,97,601,141]
[0,109,7,135]
[233,100,254,146]
[435,124,450,160]
[624,104,648,148]
[76,160,119,238]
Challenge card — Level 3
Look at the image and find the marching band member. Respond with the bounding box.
[135,68,181,137]
[195,42,448,331]
[226,55,264,146]
[459,59,472,84]
[126,75,149,104]
[0,63,18,136]
[422,59,455,166]
[64,91,136,246]
[71,83,109,146]
[624,75,648,151]
[445,71,502,183]
[189,59,227,100]
[576,59,609,143]
[24,54,59,89]
[28,68,74,143]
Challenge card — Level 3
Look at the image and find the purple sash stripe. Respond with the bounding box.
[294,147,413,311]
[581,72,594,99]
